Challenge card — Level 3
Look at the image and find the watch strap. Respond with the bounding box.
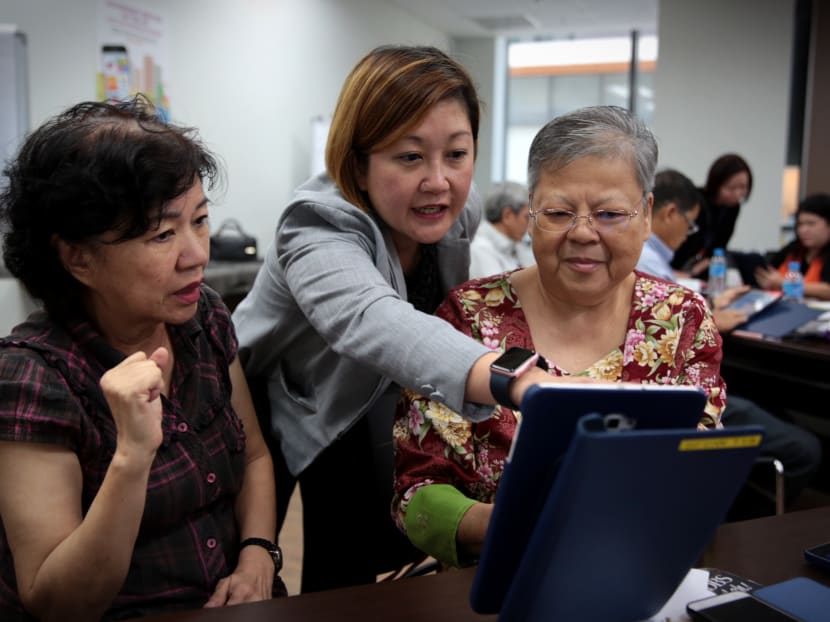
[240,537,283,573]
[490,352,547,410]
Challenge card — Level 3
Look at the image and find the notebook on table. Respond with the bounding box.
[469,382,764,622]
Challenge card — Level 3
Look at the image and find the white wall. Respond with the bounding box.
[0,2,99,124]
[159,0,450,251]
[653,0,795,253]
[0,0,449,331]
[0,0,449,250]
[0,279,36,335]
[453,36,497,200]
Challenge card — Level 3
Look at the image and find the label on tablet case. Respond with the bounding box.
[678,435,763,451]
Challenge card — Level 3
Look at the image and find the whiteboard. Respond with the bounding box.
[0,25,29,167]
[310,115,330,178]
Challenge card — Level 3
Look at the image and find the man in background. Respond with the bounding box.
[470,181,533,279]
[638,169,702,282]
[638,169,822,518]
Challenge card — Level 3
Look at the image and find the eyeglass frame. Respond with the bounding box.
[528,194,648,234]
[680,209,700,235]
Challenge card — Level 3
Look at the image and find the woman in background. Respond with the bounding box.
[393,106,726,568]
[672,153,753,277]
[755,193,830,300]
[0,97,280,621]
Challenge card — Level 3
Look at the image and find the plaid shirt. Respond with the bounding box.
[0,286,247,620]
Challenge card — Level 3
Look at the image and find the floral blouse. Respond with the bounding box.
[392,270,726,552]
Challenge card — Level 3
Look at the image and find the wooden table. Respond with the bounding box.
[701,505,830,587]
[721,331,830,427]
[140,507,830,622]
[721,331,830,490]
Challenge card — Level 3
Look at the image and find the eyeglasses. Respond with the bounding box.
[530,198,644,234]
[682,211,700,235]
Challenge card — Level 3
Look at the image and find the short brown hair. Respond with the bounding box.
[326,45,480,212]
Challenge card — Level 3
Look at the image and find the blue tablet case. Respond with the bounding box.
[470,383,709,613]
[469,383,764,622]
[752,577,830,622]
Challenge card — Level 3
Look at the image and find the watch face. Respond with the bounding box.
[492,347,535,374]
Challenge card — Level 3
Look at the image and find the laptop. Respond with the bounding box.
[469,383,764,622]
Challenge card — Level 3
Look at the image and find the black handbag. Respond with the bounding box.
[210,219,259,262]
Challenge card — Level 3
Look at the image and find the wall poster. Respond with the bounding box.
[97,0,170,120]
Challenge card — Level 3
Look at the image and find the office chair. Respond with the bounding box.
[726,457,785,521]
[747,457,786,515]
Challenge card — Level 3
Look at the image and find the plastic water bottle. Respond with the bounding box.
[782,261,804,302]
[707,248,728,301]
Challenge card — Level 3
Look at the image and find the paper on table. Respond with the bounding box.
[640,568,713,622]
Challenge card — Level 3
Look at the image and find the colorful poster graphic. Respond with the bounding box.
[97,0,170,119]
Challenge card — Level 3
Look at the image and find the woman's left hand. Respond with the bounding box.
[203,546,274,607]
[712,285,750,310]
[754,265,783,290]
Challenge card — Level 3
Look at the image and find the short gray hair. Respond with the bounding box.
[484,181,529,223]
[527,105,658,196]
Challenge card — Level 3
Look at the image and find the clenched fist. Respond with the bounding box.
[100,347,169,463]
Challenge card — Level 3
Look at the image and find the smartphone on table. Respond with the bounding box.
[686,591,797,621]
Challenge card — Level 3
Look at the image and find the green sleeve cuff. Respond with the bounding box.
[404,484,477,567]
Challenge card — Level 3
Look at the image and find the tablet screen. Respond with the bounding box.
[725,289,782,316]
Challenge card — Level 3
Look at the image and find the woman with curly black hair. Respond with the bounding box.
[0,96,281,621]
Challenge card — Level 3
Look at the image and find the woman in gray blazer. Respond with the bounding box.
[232,45,550,593]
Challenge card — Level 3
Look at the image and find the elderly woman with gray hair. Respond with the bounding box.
[392,105,727,568]
[469,181,533,278]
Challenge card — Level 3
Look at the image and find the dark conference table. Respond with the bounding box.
[721,330,830,424]
[721,330,830,488]
[140,506,830,622]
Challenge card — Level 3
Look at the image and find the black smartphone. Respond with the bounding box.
[687,591,798,622]
[804,541,830,573]
[101,44,131,100]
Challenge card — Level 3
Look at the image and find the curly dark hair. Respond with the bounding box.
[0,95,221,321]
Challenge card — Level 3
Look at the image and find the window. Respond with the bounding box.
[501,34,657,184]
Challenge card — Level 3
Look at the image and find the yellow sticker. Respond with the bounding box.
[678,435,763,451]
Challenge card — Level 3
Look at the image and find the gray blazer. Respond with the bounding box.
[232,173,490,475]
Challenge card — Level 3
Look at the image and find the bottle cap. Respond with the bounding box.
[788,261,800,271]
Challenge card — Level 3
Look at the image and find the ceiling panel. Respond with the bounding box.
[385,0,658,38]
